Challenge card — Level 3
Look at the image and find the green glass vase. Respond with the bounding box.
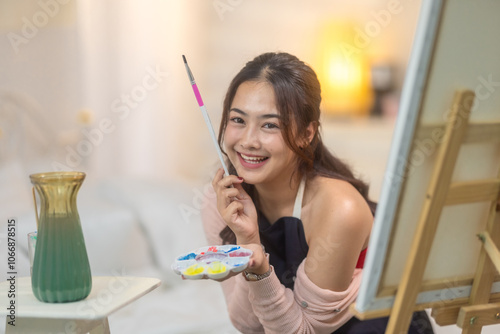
[30,171,92,303]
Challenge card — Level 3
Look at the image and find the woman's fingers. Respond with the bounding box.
[211,169,258,243]
[232,181,251,200]
[238,243,269,274]
[216,187,240,213]
[221,187,240,200]
[211,168,225,189]
[217,176,243,190]
[212,169,245,206]
[212,169,243,190]
[222,200,244,223]
[211,168,249,222]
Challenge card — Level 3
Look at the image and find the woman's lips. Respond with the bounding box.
[237,152,269,168]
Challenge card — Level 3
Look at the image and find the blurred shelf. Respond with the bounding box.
[321,116,396,200]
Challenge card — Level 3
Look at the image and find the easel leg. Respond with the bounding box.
[385,90,474,333]
[460,194,500,334]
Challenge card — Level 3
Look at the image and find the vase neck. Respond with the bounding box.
[30,172,85,218]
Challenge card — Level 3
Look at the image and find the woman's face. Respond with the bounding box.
[223,80,296,185]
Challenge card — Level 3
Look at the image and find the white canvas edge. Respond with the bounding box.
[355,0,444,313]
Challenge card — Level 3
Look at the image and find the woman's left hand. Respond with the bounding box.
[204,243,269,282]
[242,243,270,275]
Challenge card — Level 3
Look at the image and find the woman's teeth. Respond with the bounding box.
[240,153,268,164]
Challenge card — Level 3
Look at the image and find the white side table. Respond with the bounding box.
[0,276,161,334]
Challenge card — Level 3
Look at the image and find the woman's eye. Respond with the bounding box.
[229,117,244,124]
[263,122,279,129]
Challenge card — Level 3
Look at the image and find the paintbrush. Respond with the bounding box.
[182,55,230,176]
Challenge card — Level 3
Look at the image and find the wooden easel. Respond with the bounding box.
[383,89,500,333]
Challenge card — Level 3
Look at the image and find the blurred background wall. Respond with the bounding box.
[4,4,500,333]
[0,0,421,195]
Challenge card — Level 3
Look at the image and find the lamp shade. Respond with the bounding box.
[316,22,374,116]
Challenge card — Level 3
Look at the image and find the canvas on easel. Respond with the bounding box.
[351,0,500,333]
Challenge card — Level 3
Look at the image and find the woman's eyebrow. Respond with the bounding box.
[230,108,280,120]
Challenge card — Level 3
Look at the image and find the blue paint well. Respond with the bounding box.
[178,253,196,261]
[224,246,240,253]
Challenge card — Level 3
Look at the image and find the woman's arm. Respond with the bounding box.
[304,179,373,291]
[247,262,362,334]
[201,192,264,333]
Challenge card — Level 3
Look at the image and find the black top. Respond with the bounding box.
[258,211,435,334]
[258,213,308,290]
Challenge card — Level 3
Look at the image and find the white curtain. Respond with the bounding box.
[76,0,210,182]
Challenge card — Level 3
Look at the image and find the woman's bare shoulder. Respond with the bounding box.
[304,176,372,243]
[307,176,369,213]
[302,176,373,290]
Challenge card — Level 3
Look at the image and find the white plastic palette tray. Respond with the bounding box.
[172,245,253,280]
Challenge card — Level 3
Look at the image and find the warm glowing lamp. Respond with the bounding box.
[316,22,374,116]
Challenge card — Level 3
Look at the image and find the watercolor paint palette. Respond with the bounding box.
[172,245,253,280]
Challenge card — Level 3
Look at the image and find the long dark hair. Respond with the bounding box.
[218,52,376,244]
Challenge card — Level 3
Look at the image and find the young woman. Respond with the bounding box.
[202,52,434,333]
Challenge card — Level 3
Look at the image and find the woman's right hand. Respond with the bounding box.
[212,168,259,245]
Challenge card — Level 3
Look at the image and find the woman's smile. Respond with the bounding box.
[237,152,269,168]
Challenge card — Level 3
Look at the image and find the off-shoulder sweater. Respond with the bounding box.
[201,193,362,334]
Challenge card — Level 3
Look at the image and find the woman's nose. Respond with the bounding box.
[239,126,260,150]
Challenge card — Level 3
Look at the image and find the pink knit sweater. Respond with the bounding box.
[201,195,362,334]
